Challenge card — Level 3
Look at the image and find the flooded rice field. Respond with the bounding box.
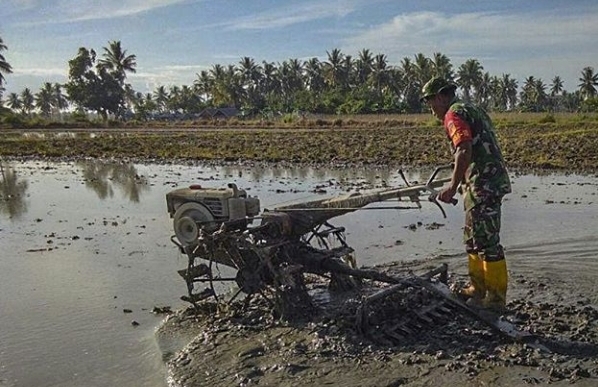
[0,159,597,387]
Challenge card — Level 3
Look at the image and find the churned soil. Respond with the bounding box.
[1,121,598,171]
[156,257,598,387]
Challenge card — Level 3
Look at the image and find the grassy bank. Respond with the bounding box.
[1,112,597,171]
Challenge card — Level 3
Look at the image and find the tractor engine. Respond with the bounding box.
[166,183,260,245]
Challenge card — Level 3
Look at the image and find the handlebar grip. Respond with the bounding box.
[428,192,458,206]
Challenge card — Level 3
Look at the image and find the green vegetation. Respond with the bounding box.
[64,41,137,120]
[1,34,598,123]
[0,37,12,88]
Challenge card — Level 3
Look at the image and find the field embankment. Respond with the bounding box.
[1,113,597,171]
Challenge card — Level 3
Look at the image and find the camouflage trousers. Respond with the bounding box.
[463,191,505,262]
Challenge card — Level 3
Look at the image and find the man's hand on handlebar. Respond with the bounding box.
[399,165,458,217]
[438,186,458,204]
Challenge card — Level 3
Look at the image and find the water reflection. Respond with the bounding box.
[0,162,29,219]
[78,160,149,202]
[220,164,396,184]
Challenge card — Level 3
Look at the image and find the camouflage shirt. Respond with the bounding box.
[443,99,511,200]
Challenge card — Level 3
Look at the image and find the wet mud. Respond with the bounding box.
[157,256,598,387]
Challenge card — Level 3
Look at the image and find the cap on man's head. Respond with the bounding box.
[420,77,457,102]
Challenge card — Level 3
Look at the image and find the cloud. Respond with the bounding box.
[217,0,379,31]
[343,9,598,62]
[10,0,190,25]
[10,67,66,78]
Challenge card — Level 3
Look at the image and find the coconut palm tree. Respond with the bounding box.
[52,83,68,117]
[342,54,354,88]
[167,85,181,112]
[476,72,492,108]
[399,56,421,112]
[413,53,432,87]
[260,61,281,109]
[98,40,137,84]
[35,82,55,117]
[278,59,304,111]
[143,92,157,113]
[431,52,453,81]
[548,76,564,112]
[193,70,214,104]
[533,78,548,111]
[0,36,13,87]
[209,64,232,107]
[153,86,169,113]
[385,67,406,110]
[324,48,346,90]
[238,57,261,87]
[302,57,325,112]
[209,64,243,108]
[303,57,325,94]
[209,64,225,83]
[355,49,374,85]
[176,84,202,114]
[519,76,536,110]
[261,61,280,93]
[504,75,518,111]
[457,59,483,102]
[487,75,501,111]
[238,57,263,112]
[369,53,389,98]
[6,92,21,113]
[132,92,156,120]
[519,76,548,111]
[20,88,35,116]
[224,64,244,107]
[492,74,517,111]
[578,66,598,100]
[550,76,564,96]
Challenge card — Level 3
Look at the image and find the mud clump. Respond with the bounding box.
[158,264,598,387]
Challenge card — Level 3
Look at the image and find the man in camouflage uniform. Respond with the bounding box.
[420,77,512,312]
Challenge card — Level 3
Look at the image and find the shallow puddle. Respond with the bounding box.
[0,160,597,387]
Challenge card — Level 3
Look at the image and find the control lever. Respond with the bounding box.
[425,166,458,218]
[398,165,458,218]
[426,187,457,218]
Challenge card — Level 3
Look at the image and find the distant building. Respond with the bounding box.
[197,108,217,119]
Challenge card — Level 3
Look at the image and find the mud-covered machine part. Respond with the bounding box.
[165,167,460,316]
[167,183,260,240]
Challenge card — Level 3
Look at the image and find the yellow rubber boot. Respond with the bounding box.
[481,259,508,313]
[459,253,486,300]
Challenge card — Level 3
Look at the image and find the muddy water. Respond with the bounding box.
[0,160,597,387]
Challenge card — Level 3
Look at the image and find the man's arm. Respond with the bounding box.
[438,140,472,203]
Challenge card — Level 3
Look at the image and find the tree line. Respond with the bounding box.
[1,37,598,122]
